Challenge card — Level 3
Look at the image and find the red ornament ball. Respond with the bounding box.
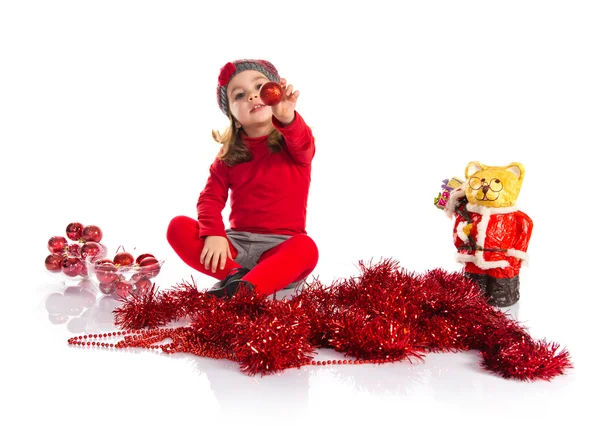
[135,253,155,265]
[114,252,135,266]
[48,236,67,254]
[139,256,161,277]
[65,222,84,241]
[115,281,134,299]
[45,253,64,272]
[260,82,283,106]
[80,242,104,261]
[82,225,103,243]
[66,243,81,257]
[134,277,152,296]
[95,260,118,284]
[61,257,84,277]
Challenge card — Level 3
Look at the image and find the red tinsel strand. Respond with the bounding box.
[114,280,213,330]
[412,270,495,351]
[69,258,572,380]
[320,261,422,361]
[113,284,180,329]
[228,288,316,375]
[292,279,337,347]
[481,339,572,381]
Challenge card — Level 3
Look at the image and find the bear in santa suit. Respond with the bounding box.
[444,162,533,307]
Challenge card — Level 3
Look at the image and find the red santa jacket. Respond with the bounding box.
[446,190,533,279]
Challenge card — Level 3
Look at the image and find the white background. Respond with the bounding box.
[1,1,598,425]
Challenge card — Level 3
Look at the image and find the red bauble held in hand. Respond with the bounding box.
[260,82,283,106]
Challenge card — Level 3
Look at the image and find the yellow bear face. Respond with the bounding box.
[464,162,525,208]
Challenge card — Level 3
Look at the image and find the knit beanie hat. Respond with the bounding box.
[216,59,280,115]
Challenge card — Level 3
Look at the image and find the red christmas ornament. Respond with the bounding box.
[260,82,283,106]
[80,242,104,261]
[95,261,118,285]
[81,225,102,243]
[114,252,134,266]
[134,277,152,296]
[48,236,67,254]
[45,253,64,272]
[135,253,155,265]
[65,222,84,241]
[115,281,134,299]
[139,256,161,277]
[66,243,81,257]
[61,257,84,277]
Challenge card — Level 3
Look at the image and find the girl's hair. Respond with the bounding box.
[212,113,283,166]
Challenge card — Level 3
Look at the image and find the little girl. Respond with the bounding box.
[167,59,319,298]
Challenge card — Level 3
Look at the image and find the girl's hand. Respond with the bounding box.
[271,77,299,125]
[201,236,233,273]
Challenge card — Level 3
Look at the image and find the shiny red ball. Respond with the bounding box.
[139,256,161,278]
[114,252,134,267]
[134,277,152,296]
[80,242,104,261]
[135,253,155,265]
[66,222,84,241]
[66,243,81,257]
[95,261,118,285]
[82,225,103,243]
[45,253,64,272]
[260,82,283,106]
[61,257,84,277]
[48,236,67,254]
[115,281,134,299]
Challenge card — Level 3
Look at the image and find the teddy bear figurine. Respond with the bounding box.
[442,162,534,307]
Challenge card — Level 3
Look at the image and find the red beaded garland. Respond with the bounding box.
[68,328,406,369]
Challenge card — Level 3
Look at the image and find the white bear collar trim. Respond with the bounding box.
[466,204,518,215]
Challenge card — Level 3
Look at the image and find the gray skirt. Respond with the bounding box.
[219,229,306,300]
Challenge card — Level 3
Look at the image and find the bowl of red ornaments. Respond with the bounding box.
[85,249,164,300]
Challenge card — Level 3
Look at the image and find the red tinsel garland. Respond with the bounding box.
[68,259,572,380]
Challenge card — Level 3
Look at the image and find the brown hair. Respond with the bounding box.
[212,113,283,166]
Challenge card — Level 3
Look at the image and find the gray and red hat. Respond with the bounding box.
[216,59,280,115]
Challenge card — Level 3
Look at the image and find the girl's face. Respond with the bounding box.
[227,70,273,135]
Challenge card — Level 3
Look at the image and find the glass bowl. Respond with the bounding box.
[44,241,109,283]
[85,253,165,299]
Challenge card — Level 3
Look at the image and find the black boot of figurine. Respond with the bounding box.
[207,267,253,299]
[487,276,520,307]
[465,272,520,307]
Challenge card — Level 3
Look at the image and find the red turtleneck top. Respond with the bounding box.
[197,112,315,237]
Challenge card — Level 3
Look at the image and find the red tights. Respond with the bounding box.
[166,216,319,295]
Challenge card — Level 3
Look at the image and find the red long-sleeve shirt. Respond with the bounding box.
[197,112,315,237]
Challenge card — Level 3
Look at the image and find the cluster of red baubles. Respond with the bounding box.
[92,251,160,298]
[45,222,161,299]
[45,223,105,278]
